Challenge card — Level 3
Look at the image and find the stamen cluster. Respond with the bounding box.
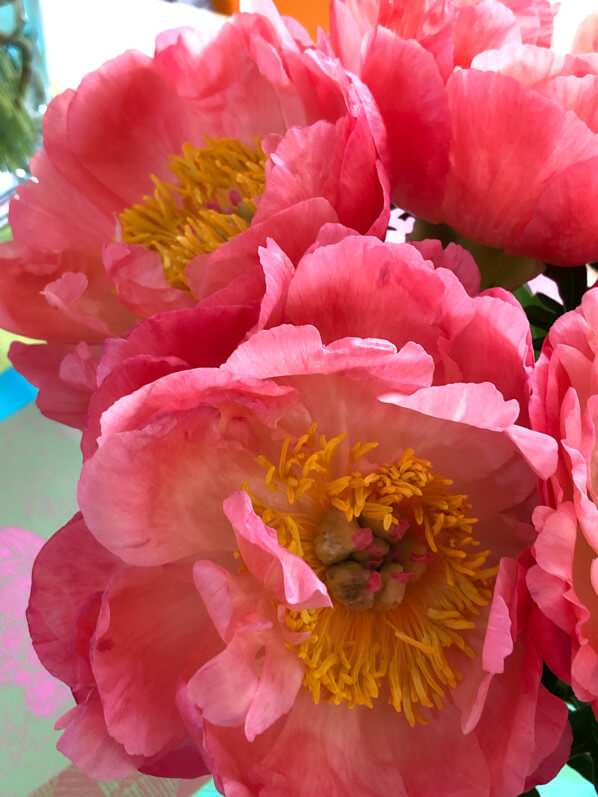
[119,136,266,290]
[246,426,497,725]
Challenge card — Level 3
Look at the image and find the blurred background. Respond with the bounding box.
[0,0,597,795]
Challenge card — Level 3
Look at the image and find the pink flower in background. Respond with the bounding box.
[0,527,69,718]
[528,288,598,714]
[28,243,570,793]
[328,0,598,272]
[2,10,388,429]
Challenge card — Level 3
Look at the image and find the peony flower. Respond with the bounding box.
[2,8,388,428]
[327,0,598,276]
[528,288,598,714]
[29,238,569,794]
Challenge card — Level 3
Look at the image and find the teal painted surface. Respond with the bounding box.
[539,765,595,795]
[0,367,37,420]
[198,781,219,795]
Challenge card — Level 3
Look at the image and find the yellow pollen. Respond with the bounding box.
[119,137,266,291]
[244,425,498,725]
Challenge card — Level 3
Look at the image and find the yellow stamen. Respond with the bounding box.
[244,426,498,725]
[119,137,266,291]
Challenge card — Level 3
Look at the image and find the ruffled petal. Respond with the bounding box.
[91,564,219,757]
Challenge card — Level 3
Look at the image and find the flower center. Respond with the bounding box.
[119,137,266,291]
[245,425,497,725]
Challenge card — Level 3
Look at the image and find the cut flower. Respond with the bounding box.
[28,239,570,794]
[528,288,598,715]
[2,10,388,428]
[327,0,598,271]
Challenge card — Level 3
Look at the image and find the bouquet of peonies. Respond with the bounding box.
[3,0,598,793]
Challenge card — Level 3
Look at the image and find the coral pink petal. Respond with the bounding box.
[329,0,365,74]
[98,304,258,382]
[382,382,520,429]
[27,514,122,689]
[471,44,596,89]
[103,243,195,316]
[225,323,435,398]
[254,116,388,238]
[188,624,304,743]
[440,291,533,419]
[79,408,267,565]
[360,27,450,220]
[524,690,573,790]
[223,491,331,610]
[193,561,271,643]
[154,19,296,139]
[0,243,134,343]
[372,389,551,521]
[187,634,261,730]
[515,150,598,265]
[186,197,339,301]
[200,689,498,796]
[10,341,98,430]
[82,355,187,460]
[453,0,520,69]
[243,635,304,741]
[44,49,208,211]
[408,239,481,296]
[95,366,293,443]
[473,642,569,795]
[444,68,598,264]
[256,238,295,329]
[503,0,556,46]
[542,75,598,135]
[284,235,475,350]
[482,558,517,674]
[91,564,218,757]
[9,144,113,251]
[56,694,142,780]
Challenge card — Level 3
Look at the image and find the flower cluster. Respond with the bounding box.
[4,0,598,794]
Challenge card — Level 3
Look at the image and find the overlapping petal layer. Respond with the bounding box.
[328,0,598,271]
[529,289,598,715]
[2,11,388,428]
[27,238,570,793]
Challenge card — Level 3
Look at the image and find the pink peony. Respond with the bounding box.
[2,10,388,428]
[29,238,569,793]
[328,1,598,273]
[528,288,598,714]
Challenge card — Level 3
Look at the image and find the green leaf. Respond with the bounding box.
[0,48,38,172]
[519,788,540,796]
